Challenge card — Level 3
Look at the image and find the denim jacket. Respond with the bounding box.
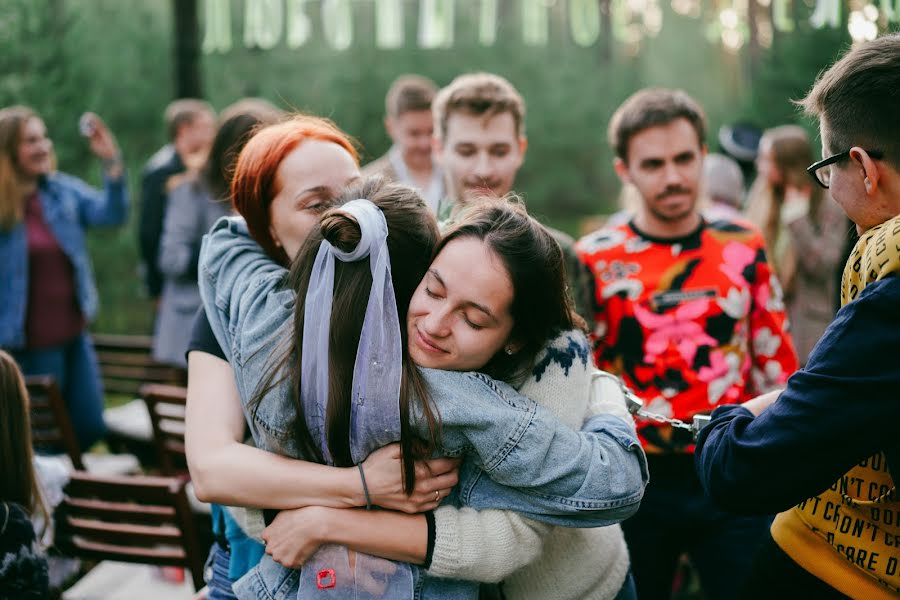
[0,171,128,348]
[198,217,648,600]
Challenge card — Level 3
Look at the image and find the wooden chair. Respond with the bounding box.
[55,471,207,591]
[93,333,187,396]
[139,383,189,477]
[26,375,85,470]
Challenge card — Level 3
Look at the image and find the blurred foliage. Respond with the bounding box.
[0,0,888,333]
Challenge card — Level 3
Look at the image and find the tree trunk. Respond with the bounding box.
[172,0,203,98]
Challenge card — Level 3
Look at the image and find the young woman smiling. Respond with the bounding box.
[198,175,646,598]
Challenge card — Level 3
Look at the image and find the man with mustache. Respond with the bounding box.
[362,75,445,214]
[576,88,799,599]
[431,72,594,321]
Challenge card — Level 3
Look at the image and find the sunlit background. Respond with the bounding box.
[2,0,896,333]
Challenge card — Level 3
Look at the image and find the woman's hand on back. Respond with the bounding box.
[361,443,459,513]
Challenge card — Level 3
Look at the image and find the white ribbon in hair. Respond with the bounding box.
[300,198,403,465]
[298,198,413,598]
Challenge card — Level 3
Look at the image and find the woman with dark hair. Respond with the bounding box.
[199,176,645,598]
[0,106,126,450]
[0,349,50,599]
[746,125,846,364]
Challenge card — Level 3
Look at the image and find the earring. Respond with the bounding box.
[504,346,514,355]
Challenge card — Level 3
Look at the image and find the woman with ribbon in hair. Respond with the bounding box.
[198,173,646,599]
[184,116,458,599]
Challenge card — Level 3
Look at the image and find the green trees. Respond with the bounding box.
[0,0,877,333]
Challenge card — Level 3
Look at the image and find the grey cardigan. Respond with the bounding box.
[152,177,230,366]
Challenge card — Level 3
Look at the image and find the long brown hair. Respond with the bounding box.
[0,351,48,528]
[252,177,441,493]
[0,106,51,231]
[749,126,824,281]
[438,199,583,385]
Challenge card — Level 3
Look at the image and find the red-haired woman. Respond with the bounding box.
[184,115,455,599]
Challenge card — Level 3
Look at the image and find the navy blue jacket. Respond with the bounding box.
[695,275,900,514]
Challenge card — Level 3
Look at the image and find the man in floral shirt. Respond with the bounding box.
[576,88,798,599]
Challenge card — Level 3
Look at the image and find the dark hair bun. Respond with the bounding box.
[320,209,362,253]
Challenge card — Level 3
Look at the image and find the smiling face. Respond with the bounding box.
[435,111,526,207]
[16,117,54,179]
[407,236,515,371]
[268,140,360,259]
[615,118,705,236]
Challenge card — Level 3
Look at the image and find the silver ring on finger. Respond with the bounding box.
[434,489,440,502]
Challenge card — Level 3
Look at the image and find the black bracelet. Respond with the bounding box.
[357,463,372,510]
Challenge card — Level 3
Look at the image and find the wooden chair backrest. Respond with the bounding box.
[139,383,189,477]
[92,334,186,396]
[55,471,206,591]
[25,375,84,470]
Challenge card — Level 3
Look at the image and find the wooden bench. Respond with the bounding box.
[26,375,85,470]
[55,471,208,591]
[92,334,186,397]
[139,384,189,477]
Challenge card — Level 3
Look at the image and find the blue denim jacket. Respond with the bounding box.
[198,217,648,599]
[0,171,128,348]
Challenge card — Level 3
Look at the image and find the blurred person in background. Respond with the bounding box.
[431,72,595,323]
[577,88,799,599]
[0,349,49,599]
[0,105,127,450]
[152,98,282,367]
[138,99,214,305]
[717,122,763,191]
[702,153,745,222]
[746,125,846,364]
[362,74,444,213]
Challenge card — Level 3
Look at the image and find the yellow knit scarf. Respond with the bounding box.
[841,214,900,304]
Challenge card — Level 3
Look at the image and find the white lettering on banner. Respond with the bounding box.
[418,0,454,49]
[199,0,896,54]
[322,0,353,50]
[570,0,601,47]
[773,0,795,32]
[245,0,283,49]
[376,0,404,48]
[809,0,841,29]
[521,0,549,46]
[202,0,232,53]
[479,0,498,46]
[287,0,312,48]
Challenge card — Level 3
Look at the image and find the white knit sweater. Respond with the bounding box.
[427,330,633,600]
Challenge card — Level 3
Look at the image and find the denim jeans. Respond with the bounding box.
[12,331,106,450]
[621,454,771,600]
[206,541,239,600]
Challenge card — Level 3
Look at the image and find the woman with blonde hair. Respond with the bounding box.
[0,106,127,448]
[0,349,50,598]
[746,125,846,364]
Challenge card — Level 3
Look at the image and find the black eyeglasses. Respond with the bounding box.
[807,149,884,189]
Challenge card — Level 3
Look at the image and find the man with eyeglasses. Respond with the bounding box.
[695,34,900,598]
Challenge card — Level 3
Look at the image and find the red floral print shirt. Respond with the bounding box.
[576,219,799,453]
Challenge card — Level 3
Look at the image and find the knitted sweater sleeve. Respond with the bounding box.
[427,330,593,582]
[427,507,549,582]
